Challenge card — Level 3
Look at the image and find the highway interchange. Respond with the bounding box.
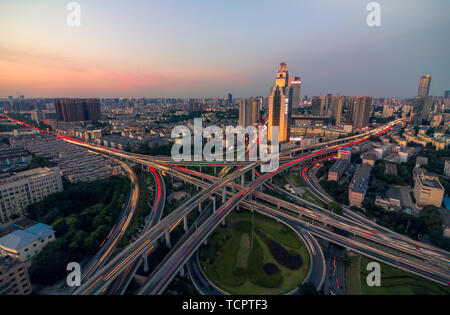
[2,114,449,295]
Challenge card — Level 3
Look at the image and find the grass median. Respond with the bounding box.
[198,210,311,295]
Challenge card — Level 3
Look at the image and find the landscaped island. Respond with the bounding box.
[199,211,311,295]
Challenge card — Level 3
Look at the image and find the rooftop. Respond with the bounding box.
[0,223,54,250]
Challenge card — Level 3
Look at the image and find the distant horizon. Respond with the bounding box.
[1,90,448,101]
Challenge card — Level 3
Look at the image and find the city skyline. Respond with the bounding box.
[1,0,449,99]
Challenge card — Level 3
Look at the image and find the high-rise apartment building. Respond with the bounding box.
[324,94,333,116]
[30,110,46,124]
[346,96,356,124]
[310,96,323,116]
[268,63,297,143]
[0,167,63,224]
[238,98,259,127]
[55,98,101,122]
[352,96,372,129]
[331,96,344,126]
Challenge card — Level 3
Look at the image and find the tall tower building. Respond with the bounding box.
[311,96,322,116]
[268,63,295,143]
[346,96,356,124]
[412,75,432,124]
[227,93,233,106]
[288,76,302,109]
[331,96,344,126]
[324,94,333,116]
[352,96,372,129]
[239,98,260,127]
[250,98,259,125]
[417,76,432,98]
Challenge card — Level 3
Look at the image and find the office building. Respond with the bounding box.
[227,93,233,106]
[0,256,32,295]
[413,173,444,208]
[268,63,297,143]
[0,167,63,224]
[288,76,302,109]
[417,75,432,98]
[412,96,433,124]
[55,98,101,122]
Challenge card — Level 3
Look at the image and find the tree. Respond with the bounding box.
[328,201,343,215]
[421,205,443,235]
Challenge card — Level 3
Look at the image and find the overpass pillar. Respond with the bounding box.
[214,167,217,175]
[199,166,202,173]
[183,216,188,233]
[180,265,185,277]
[222,188,226,203]
[252,169,256,181]
[203,239,208,246]
[210,197,216,213]
[241,173,245,186]
[221,219,226,227]
[165,230,171,248]
[199,203,202,213]
[143,254,149,273]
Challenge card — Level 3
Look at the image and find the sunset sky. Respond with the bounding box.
[1,0,449,98]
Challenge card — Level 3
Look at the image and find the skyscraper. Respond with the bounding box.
[331,96,344,126]
[227,93,233,106]
[239,98,260,127]
[345,96,356,124]
[288,76,302,109]
[412,75,433,124]
[250,98,259,125]
[352,96,372,129]
[311,96,323,116]
[55,99,101,122]
[324,94,333,116]
[417,75,432,98]
[268,63,295,143]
